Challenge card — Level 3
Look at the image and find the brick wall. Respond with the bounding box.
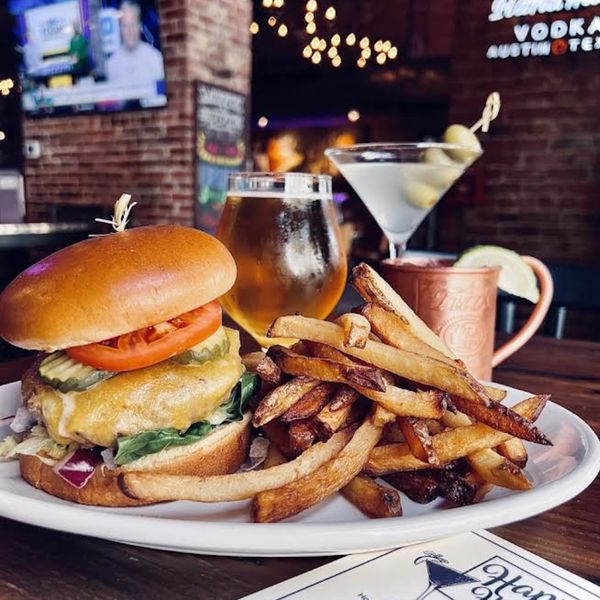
[438,3,600,265]
[22,0,252,226]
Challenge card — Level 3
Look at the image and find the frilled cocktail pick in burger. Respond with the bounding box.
[0,223,258,506]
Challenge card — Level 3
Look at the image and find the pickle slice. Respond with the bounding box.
[39,352,114,393]
[173,327,230,365]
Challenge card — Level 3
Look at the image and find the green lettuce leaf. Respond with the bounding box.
[114,372,259,465]
[220,370,260,421]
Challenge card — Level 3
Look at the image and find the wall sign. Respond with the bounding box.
[194,82,248,233]
[486,1,600,58]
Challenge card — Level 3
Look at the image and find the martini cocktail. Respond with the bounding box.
[325,143,482,258]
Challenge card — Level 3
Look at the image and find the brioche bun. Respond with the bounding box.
[0,225,236,351]
[19,414,251,507]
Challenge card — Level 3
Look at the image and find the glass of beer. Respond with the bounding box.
[216,172,347,347]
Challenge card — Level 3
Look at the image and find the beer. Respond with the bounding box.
[216,174,347,347]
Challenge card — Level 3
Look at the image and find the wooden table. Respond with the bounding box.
[0,337,598,599]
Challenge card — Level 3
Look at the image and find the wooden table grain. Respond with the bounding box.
[0,337,598,599]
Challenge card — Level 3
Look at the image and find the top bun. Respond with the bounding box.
[0,225,236,351]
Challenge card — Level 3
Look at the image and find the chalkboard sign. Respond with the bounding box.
[194,82,248,233]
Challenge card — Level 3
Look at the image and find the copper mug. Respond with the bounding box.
[380,257,554,381]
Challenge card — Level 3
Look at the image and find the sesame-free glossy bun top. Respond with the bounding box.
[0,225,236,351]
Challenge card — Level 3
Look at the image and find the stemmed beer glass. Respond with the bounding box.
[216,172,347,347]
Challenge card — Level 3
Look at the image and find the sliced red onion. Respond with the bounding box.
[10,407,36,433]
[100,447,116,470]
[53,447,101,488]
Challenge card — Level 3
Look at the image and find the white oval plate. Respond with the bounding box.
[0,381,598,557]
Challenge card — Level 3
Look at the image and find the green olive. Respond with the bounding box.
[423,148,462,188]
[443,124,482,163]
[423,147,455,167]
[403,180,440,210]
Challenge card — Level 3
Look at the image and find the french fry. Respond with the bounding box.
[268,344,387,392]
[364,395,549,475]
[330,385,361,411]
[446,359,509,407]
[281,382,337,423]
[263,442,287,468]
[253,411,386,522]
[381,421,406,444]
[335,313,371,349]
[242,351,266,372]
[469,454,521,490]
[261,419,294,458]
[451,413,527,469]
[341,399,370,428]
[467,448,532,491]
[354,299,496,406]
[303,340,368,366]
[447,394,545,449]
[441,408,472,428]
[496,437,528,468]
[313,390,358,440]
[398,417,440,465]
[485,386,507,402]
[463,471,494,503]
[288,419,316,454]
[366,443,429,474]
[288,340,309,356]
[255,355,284,386]
[353,384,446,419]
[304,340,446,419]
[441,408,532,489]
[437,471,482,506]
[371,405,398,427]
[426,419,444,435]
[358,303,456,366]
[350,262,455,358]
[119,428,353,503]
[385,468,489,506]
[253,376,321,427]
[359,304,509,408]
[341,475,402,518]
[384,471,441,504]
[267,316,492,405]
[451,395,551,444]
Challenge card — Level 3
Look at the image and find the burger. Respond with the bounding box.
[0,225,257,506]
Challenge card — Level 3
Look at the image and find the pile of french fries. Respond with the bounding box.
[121,263,551,522]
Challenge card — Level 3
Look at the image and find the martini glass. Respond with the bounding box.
[325,143,482,258]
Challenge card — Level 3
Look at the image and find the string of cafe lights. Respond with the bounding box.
[250,0,398,69]
[0,79,14,142]
[0,79,14,96]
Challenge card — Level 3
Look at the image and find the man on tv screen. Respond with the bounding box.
[10,0,167,114]
[105,0,164,86]
[69,21,90,78]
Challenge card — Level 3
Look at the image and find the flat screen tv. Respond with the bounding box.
[9,0,167,116]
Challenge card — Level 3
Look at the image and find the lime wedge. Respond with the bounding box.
[455,245,540,303]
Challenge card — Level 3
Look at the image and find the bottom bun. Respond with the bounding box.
[20,414,251,507]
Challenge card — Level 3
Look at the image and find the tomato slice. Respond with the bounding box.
[66,301,222,372]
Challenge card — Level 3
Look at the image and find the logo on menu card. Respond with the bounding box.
[414,550,573,599]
